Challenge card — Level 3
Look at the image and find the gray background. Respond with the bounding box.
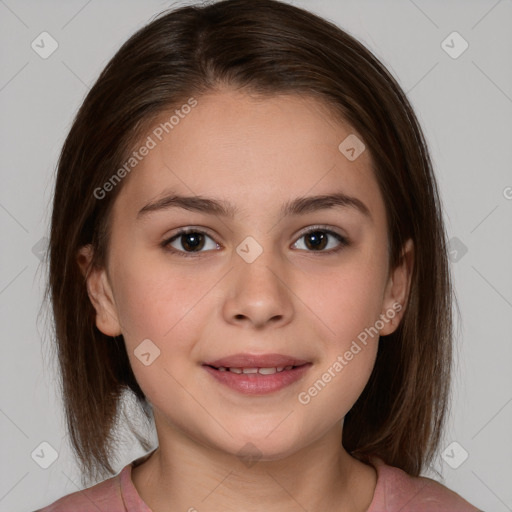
[1,0,511,510]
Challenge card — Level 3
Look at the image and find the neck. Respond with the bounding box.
[131,420,377,512]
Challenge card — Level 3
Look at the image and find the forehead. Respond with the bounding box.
[113,90,385,223]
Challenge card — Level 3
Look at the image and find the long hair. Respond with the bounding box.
[45,0,453,486]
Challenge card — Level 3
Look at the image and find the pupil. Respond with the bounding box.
[183,233,204,251]
[306,231,327,250]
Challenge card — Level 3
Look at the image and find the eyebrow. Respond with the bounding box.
[136,191,372,222]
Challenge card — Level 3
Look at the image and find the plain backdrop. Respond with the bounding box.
[1,0,511,511]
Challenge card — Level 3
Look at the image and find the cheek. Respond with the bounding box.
[293,250,385,410]
[281,256,384,420]
[297,343,378,437]
[298,252,387,346]
[112,262,210,407]
[110,252,222,383]
[297,309,379,429]
[111,250,212,342]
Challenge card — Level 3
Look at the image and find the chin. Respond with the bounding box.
[218,430,304,463]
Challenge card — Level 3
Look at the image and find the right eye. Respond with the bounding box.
[162,228,220,257]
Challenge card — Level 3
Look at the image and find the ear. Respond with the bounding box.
[77,244,122,337]
[379,238,414,336]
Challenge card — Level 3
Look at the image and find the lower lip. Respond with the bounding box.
[203,364,312,395]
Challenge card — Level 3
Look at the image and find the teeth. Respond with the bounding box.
[216,366,295,374]
[258,367,277,375]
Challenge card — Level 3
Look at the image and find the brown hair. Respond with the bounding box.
[45,0,454,486]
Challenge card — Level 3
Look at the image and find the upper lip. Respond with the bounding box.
[203,353,311,368]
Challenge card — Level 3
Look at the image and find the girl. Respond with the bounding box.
[36,0,481,510]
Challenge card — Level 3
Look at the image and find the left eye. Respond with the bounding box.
[292,228,348,252]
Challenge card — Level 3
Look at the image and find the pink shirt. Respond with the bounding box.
[35,453,482,511]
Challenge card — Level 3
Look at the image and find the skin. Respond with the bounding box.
[78,89,414,512]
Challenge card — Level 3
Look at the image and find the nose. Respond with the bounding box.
[221,246,295,329]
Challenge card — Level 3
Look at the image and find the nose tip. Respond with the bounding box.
[223,253,294,329]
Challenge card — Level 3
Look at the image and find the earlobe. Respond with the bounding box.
[77,245,122,337]
[379,238,414,336]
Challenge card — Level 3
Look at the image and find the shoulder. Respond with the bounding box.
[34,466,127,512]
[368,456,482,512]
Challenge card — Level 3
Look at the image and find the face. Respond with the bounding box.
[80,89,413,461]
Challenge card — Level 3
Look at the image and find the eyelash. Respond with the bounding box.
[161,226,350,259]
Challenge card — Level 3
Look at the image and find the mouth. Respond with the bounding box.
[204,363,307,374]
[202,354,312,395]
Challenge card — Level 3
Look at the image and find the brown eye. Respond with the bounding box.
[292,228,349,253]
[178,232,205,252]
[163,229,219,256]
[304,231,328,250]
